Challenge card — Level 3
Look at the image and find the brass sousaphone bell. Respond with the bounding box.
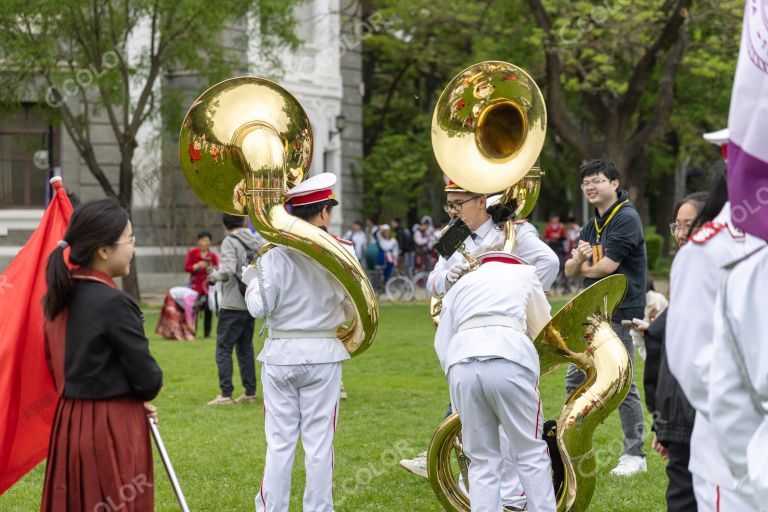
[426,61,632,512]
[178,77,378,356]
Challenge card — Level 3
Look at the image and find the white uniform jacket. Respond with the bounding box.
[245,247,352,365]
[710,244,768,498]
[434,261,551,376]
[427,219,559,297]
[666,203,766,487]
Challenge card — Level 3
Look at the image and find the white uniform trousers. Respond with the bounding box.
[256,362,341,512]
[500,405,544,509]
[448,358,556,512]
[693,474,765,512]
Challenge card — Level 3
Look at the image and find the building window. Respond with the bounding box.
[0,103,58,208]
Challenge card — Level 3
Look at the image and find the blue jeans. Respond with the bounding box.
[565,309,646,457]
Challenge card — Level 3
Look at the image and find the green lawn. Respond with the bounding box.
[1,302,666,511]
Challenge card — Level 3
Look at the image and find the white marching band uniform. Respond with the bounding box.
[428,217,559,296]
[709,244,768,511]
[434,254,556,512]
[427,211,558,509]
[667,203,765,510]
[244,173,352,512]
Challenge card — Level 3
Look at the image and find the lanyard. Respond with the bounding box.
[593,199,628,244]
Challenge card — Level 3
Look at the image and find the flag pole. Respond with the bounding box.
[148,417,191,512]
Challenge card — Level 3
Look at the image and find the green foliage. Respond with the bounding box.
[0,0,302,203]
[362,0,744,230]
[645,226,663,271]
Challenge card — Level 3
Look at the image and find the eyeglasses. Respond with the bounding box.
[443,196,482,213]
[113,234,136,246]
[580,178,609,189]
[669,222,693,236]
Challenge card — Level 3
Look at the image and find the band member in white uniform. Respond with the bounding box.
[708,26,768,508]
[243,173,352,512]
[667,130,765,510]
[427,179,560,296]
[417,178,557,511]
[709,244,768,512]
[434,250,556,512]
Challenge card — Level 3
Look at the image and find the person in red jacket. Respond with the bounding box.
[183,231,218,337]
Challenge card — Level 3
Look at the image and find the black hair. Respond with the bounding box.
[353,220,363,227]
[292,199,335,221]
[672,192,708,242]
[196,230,213,241]
[222,214,246,230]
[579,159,621,183]
[488,198,519,226]
[43,198,129,320]
[673,192,709,219]
[691,173,728,233]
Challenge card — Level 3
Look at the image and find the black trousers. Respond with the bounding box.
[665,441,697,512]
[216,309,257,397]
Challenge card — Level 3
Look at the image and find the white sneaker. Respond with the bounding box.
[610,454,647,476]
[399,451,428,478]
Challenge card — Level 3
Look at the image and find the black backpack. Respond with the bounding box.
[228,234,257,296]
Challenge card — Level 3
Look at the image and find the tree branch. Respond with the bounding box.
[619,0,692,117]
[525,0,601,158]
[365,60,412,153]
[627,33,687,161]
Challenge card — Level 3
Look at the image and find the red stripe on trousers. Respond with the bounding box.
[716,486,720,512]
[534,378,541,439]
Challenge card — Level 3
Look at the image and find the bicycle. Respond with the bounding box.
[384,267,416,302]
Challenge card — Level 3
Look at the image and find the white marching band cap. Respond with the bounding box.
[703,128,728,161]
[286,172,339,207]
[486,194,502,208]
[703,128,729,146]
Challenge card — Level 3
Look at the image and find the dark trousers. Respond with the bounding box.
[203,306,213,338]
[665,441,697,512]
[216,309,256,397]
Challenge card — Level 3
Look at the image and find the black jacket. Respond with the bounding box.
[62,273,163,401]
[579,189,647,311]
[643,310,695,445]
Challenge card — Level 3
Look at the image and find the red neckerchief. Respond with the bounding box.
[70,268,117,288]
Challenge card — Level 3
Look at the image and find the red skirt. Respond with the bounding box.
[40,396,153,512]
[155,292,195,341]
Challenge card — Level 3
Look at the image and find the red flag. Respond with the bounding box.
[0,178,73,494]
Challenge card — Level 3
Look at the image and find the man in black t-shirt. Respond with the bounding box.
[564,159,648,476]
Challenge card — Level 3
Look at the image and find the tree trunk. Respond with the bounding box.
[119,149,141,301]
[623,152,650,224]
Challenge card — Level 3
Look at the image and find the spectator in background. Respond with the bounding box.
[364,217,380,270]
[413,216,437,271]
[206,214,264,406]
[375,224,399,282]
[566,218,581,254]
[169,231,218,337]
[564,159,648,476]
[634,192,707,512]
[543,214,567,253]
[391,217,414,276]
[343,220,368,263]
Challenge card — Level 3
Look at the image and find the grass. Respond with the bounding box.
[1,301,666,511]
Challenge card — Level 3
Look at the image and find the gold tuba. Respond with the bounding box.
[178,77,378,356]
[426,62,633,511]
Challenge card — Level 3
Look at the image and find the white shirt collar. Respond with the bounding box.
[472,217,495,239]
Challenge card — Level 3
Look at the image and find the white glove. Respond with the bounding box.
[629,329,646,360]
[446,260,470,285]
[241,264,259,286]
